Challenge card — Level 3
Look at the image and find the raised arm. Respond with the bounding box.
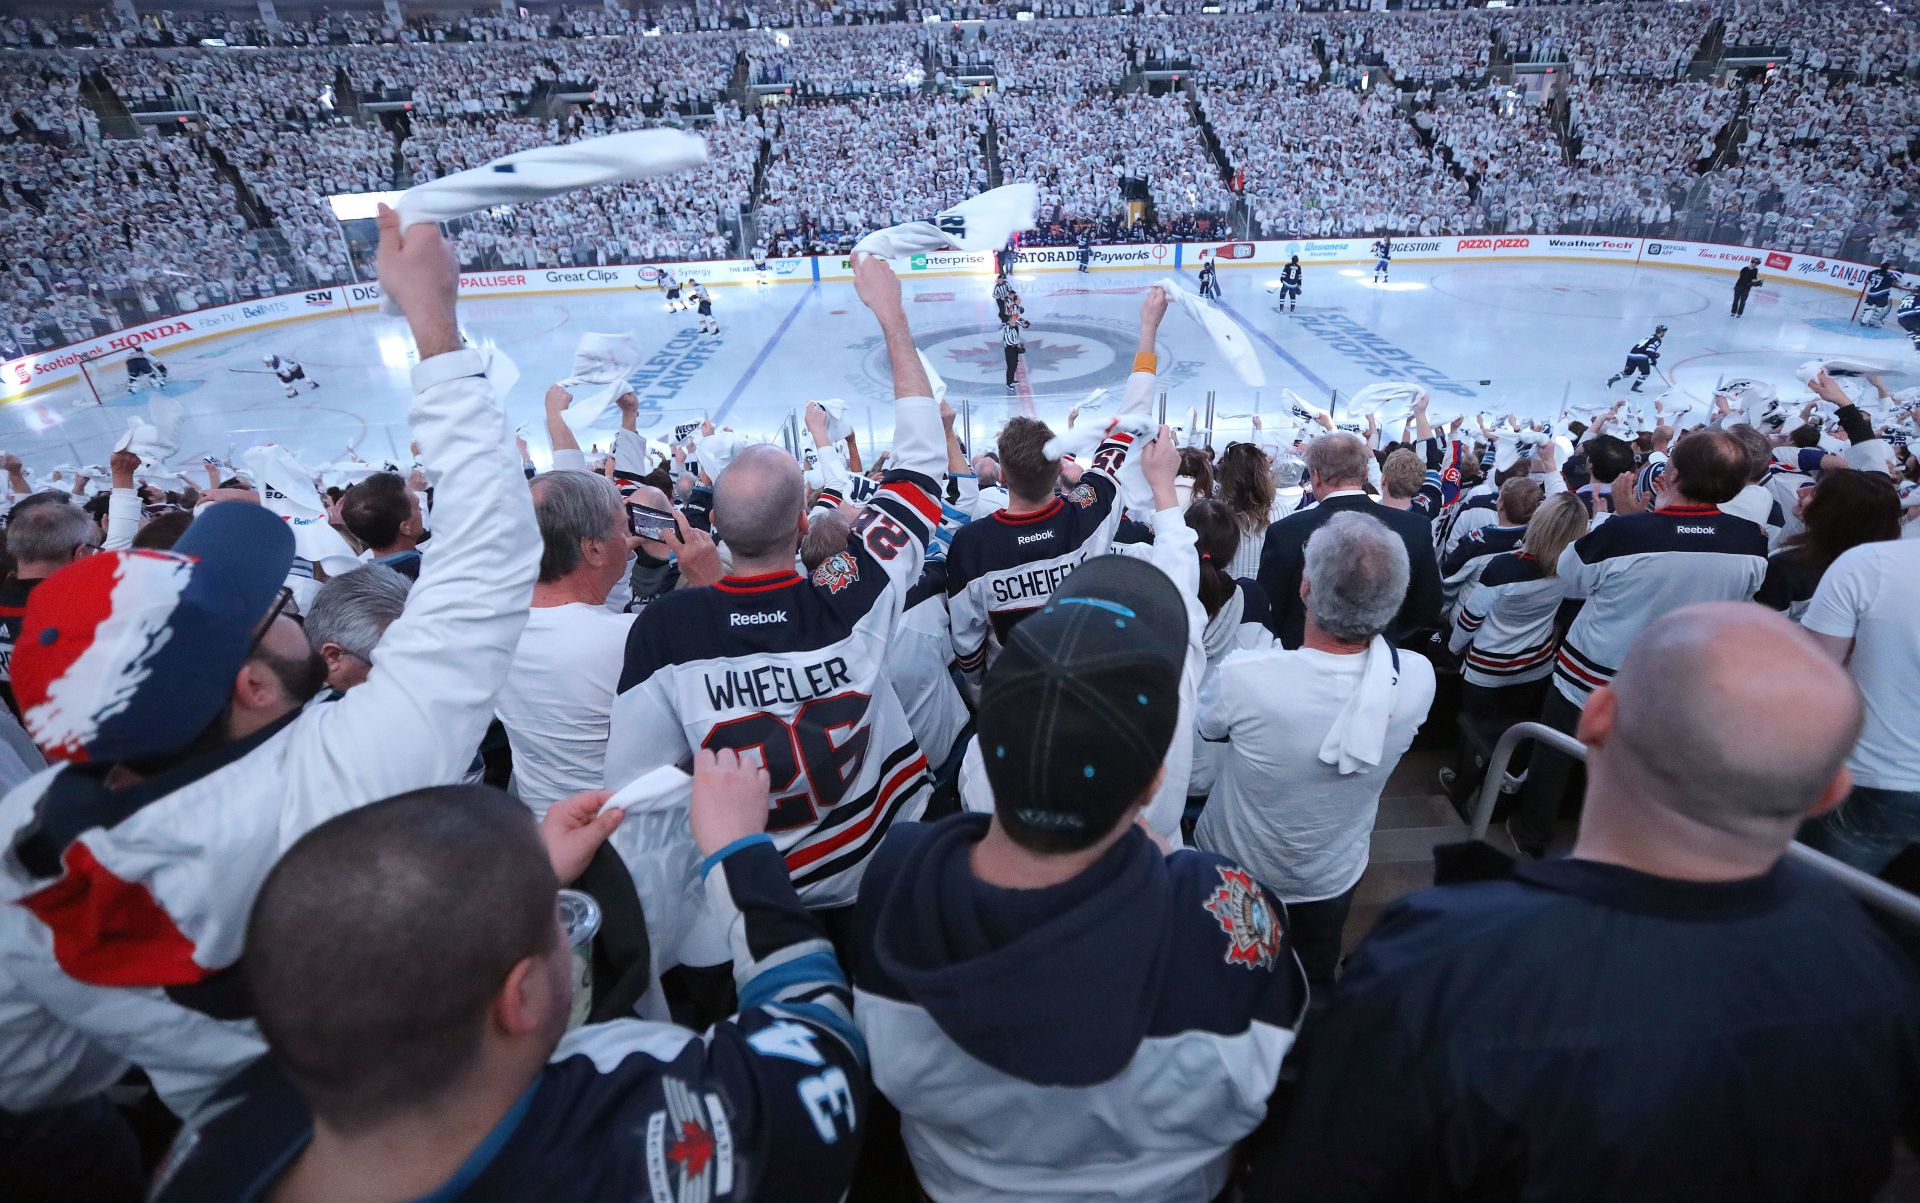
[545,384,587,472]
[280,205,541,835]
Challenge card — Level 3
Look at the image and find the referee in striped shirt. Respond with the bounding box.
[1001,311,1029,391]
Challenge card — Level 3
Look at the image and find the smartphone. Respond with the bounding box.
[627,502,679,542]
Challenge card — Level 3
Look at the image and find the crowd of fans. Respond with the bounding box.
[759,95,989,251]
[999,91,1234,225]
[1208,85,1480,237]
[2,209,1919,1201]
[4,1,1920,352]
[747,25,928,94]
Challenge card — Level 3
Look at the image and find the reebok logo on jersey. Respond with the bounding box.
[1016,531,1055,545]
[729,610,789,627]
[1674,525,1716,536]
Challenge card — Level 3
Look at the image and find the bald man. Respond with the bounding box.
[607,254,952,917]
[1251,604,1920,1203]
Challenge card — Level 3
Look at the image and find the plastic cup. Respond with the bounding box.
[557,889,601,1031]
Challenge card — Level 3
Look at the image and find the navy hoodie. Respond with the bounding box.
[849,814,1307,1202]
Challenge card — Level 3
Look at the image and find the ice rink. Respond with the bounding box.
[5,258,1905,477]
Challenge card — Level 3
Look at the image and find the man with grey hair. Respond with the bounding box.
[1198,511,1436,996]
[305,564,411,693]
[0,497,100,717]
[495,469,637,816]
[1257,603,1920,1201]
[1257,431,1442,649]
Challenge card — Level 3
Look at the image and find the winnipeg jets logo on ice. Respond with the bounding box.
[1204,866,1281,971]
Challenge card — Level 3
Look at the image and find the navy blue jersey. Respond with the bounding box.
[151,838,868,1203]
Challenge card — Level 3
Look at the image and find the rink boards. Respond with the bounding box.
[2,234,1877,406]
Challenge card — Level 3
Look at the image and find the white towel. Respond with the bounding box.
[1154,277,1265,386]
[394,130,708,229]
[112,394,186,463]
[1345,382,1424,434]
[557,332,645,432]
[381,131,706,316]
[801,398,855,444]
[1798,356,1901,385]
[241,444,360,573]
[598,765,728,1014]
[697,430,746,480]
[852,183,1038,261]
[1317,636,1400,776]
[1041,412,1156,510]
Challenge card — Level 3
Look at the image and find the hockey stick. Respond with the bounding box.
[226,367,279,375]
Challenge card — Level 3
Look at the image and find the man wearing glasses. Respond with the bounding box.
[0,205,546,1165]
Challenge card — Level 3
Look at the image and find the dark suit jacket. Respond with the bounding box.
[1256,492,1443,648]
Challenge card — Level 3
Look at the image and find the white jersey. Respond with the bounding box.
[605,397,948,908]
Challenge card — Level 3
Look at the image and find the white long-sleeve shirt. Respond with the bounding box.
[0,348,540,1117]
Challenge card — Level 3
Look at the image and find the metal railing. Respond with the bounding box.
[1469,722,1920,927]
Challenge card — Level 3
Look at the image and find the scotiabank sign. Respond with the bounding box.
[0,289,347,402]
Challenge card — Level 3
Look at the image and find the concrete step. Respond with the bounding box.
[1375,794,1462,831]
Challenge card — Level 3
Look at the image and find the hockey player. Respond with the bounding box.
[1605,325,1667,393]
[605,254,948,912]
[1897,291,1920,353]
[265,353,319,398]
[1076,229,1093,274]
[1198,252,1220,301]
[656,266,683,311]
[1278,255,1303,312]
[751,240,770,279]
[691,280,717,335]
[123,345,169,393]
[1860,262,1899,327]
[1372,236,1392,283]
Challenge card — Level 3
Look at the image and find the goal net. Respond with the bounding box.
[76,349,130,406]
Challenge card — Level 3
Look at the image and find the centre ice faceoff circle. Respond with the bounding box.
[868,320,1127,395]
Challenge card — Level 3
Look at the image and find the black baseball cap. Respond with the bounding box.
[978,555,1186,851]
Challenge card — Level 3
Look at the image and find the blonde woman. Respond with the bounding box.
[1441,492,1589,803]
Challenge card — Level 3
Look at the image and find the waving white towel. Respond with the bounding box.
[1317,636,1401,776]
[801,398,855,444]
[1154,277,1265,386]
[380,130,706,315]
[242,444,360,573]
[112,394,187,464]
[557,332,645,432]
[1344,382,1425,435]
[394,130,707,229]
[852,183,1038,261]
[697,430,746,480]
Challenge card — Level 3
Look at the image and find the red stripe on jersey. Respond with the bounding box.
[19,841,206,987]
[880,480,941,525]
[715,572,802,594]
[991,499,1063,526]
[1655,505,1720,516]
[1556,647,1609,687]
[786,753,928,872]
